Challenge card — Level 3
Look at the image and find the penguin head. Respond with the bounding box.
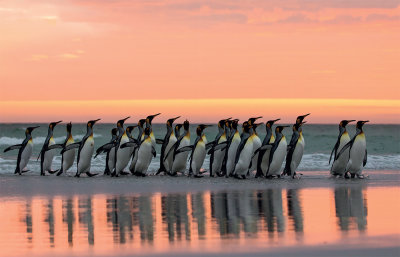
[252,123,262,132]
[88,119,101,128]
[111,128,118,136]
[242,121,251,133]
[225,119,231,129]
[144,127,151,136]
[174,123,183,132]
[356,120,369,130]
[146,113,161,125]
[294,121,306,132]
[126,125,137,134]
[218,118,231,128]
[248,116,262,125]
[167,116,180,128]
[66,122,72,133]
[231,119,239,130]
[138,119,146,128]
[49,120,62,130]
[196,124,211,136]
[276,125,290,134]
[340,120,355,128]
[26,126,40,135]
[183,120,190,131]
[266,119,280,128]
[117,117,130,128]
[296,113,310,124]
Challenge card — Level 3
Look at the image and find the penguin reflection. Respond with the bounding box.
[62,198,75,246]
[334,187,367,231]
[287,189,304,234]
[135,195,154,243]
[78,198,95,245]
[191,193,206,237]
[43,198,55,247]
[257,189,285,234]
[22,201,33,244]
[161,194,190,241]
[106,196,133,244]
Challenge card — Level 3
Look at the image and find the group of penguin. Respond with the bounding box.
[3,113,369,179]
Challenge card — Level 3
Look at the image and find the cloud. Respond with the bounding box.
[58,53,79,59]
[30,54,49,61]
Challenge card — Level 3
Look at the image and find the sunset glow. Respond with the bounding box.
[0,0,399,123]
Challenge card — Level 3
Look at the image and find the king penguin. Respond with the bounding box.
[62,119,101,177]
[266,125,290,178]
[129,118,146,173]
[169,120,191,175]
[329,120,356,177]
[38,120,62,176]
[52,122,76,176]
[111,117,133,176]
[4,126,39,175]
[283,114,310,178]
[255,119,280,178]
[146,113,161,146]
[247,117,262,174]
[208,118,230,177]
[175,124,211,177]
[336,120,369,178]
[133,127,156,176]
[156,116,180,175]
[95,128,118,175]
[225,119,241,177]
[232,121,254,179]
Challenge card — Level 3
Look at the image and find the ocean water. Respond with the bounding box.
[0,123,399,174]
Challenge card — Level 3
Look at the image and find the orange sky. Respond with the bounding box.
[0,0,399,123]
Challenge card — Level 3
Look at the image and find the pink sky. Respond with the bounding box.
[0,0,399,123]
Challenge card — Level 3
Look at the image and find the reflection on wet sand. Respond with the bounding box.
[0,186,378,255]
[334,187,368,232]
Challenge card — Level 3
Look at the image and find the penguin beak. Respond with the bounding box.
[273,119,281,122]
[347,120,356,123]
[302,113,311,118]
[362,120,369,124]
[147,113,161,122]
[93,119,101,124]
[172,116,181,122]
[122,116,130,122]
[55,120,62,125]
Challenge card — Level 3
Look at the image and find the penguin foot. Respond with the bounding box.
[74,173,80,178]
[111,172,118,177]
[356,174,367,179]
[56,170,64,176]
[104,170,111,176]
[86,172,98,177]
[40,173,46,176]
[344,172,350,179]
[168,172,178,177]
[217,172,225,177]
[120,171,131,176]
[141,173,147,177]
[233,174,243,180]
[133,172,142,177]
[266,175,273,179]
[48,169,59,174]
[194,174,203,178]
[351,173,356,179]
[21,169,30,173]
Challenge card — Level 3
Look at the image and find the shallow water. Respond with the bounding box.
[0,171,399,256]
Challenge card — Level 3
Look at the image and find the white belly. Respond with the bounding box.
[134,142,153,173]
[172,137,190,173]
[116,136,134,173]
[164,135,177,172]
[260,137,275,175]
[191,142,206,175]
[62,139,76,172]
[19,141,33,171]
[348,134,366,175]
[290,137,304,173]
[43,138,56,171]
[234,140,253,176]
[250,136,261,171]
[211,136,227,174]
[129,147,139,171]
[78,137,94,173]
[268,139,287,176]
[331,134,351,175]
[226,137,240,176]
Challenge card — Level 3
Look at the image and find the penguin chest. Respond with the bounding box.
[43,137,56,170]
[63,139,76,170]
[252,136,261,152]
[236,139,253,174]
[349,133,366,170]
[164,134,177,163]
[269,138,287,175]
[332,133,351,172]
[292,136,305,167]
[116,135,133,171]
[135,141,153,172]
[79,137,94,171]
[20,140,33,170]
[172,137,190,172]
[192,141,206,171]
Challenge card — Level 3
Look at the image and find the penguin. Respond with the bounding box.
[129,118,146,173]
[50,122,76,176]
[4,126,40,175]
[38,120,62,176]
[95,128,118,175]
[62,119,101,177]
[224,119,241,177]
[220,119,233,176]
[248,122,262,175]
[283,114,310,178]
[156,116,180,175]
[112,117,135,176]
[174,123,183,139]
[169,120,191,175]
[174,124,211,177]
[232,121,254,179]
[145,113,161,146]
[208,118,230,177]
[132,127,156,176]
[336,120,369,178]
[266,125,290,178]
[283,122,306,178]
[329,120,356,177]
[255,119,280,178]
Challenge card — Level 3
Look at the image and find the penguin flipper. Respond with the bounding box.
[363,149,367,167]
[175,145,194,154]
[120,142,138,149]
[156,139,164,144]
[335,140,353,161]
[207,142,228,155]
[205,141,216,150]
[152,146,157,158]
[3,144,22,152]
[254,144,272,155]
[47,144,64,151]
[61,142,81,154]
[95,142,115,157]
[164,141,178,162]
